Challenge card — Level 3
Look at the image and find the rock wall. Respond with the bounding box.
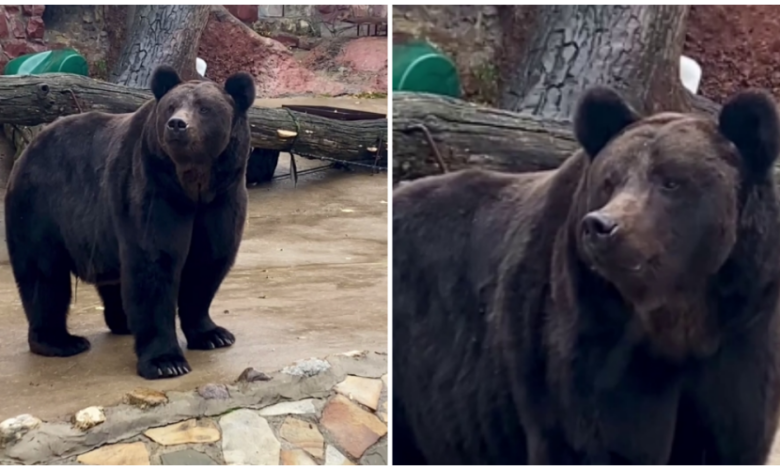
[0,5,48,71]
[252,5,387,40]
[0,352,388,466]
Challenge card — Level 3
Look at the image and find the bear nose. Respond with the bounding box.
[167,118,188,131]
[582,212,619,240]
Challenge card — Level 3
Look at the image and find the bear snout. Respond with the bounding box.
[581,212,621,257]
[166,117,188,131]
[582,212,619,241]
[165,117,190,144]
[580,210,648,276]
[164,109,193,143]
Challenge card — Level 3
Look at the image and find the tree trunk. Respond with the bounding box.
[500,5,690,118]
[0,74,387,167]
[393,92,721,183]
[111,5,209,87]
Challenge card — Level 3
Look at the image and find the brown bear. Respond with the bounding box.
[392,86,780,464]
[4,65,255,380]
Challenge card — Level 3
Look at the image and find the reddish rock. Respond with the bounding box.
[337,37,387,74]
[280,449,317,466]
[0,16,9,39]
[320,394,387,459]
[224,5,257,23]
[11,18,25,38]
[26,16,43,39]
[4,6,20,15]
[684,6,780,103]
[279,417,325,458]
[22,5,44,17]
[199,9,363,97]
[3,40,33,59]
[334,375,383,411]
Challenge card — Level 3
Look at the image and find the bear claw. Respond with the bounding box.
[186,326,236,350]
[29,333,91,357]
[137,354,192,380]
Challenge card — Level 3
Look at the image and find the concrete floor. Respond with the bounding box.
[0,103,388,420]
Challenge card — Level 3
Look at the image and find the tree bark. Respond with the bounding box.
[0,74,387,166]
[111,5,209,87]
[393,92,721,183]
[500,5,690,118]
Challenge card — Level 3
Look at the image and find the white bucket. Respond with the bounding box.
[196,57,207,78]
[680,55,702,95]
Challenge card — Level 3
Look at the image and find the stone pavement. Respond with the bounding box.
[0,351,388,465]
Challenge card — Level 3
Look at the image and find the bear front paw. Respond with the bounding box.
[29,332,91,357]
[186,326,236,350]
[137,352,192,380]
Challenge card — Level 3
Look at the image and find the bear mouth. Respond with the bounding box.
[165,131,190,144]
[583,245,645,277]
[580,223,647,277]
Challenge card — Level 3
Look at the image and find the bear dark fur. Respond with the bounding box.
[392,86,780,464]
[5,65,256,380]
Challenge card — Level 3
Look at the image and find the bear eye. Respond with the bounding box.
[660,178,680,191]
[602,176,616,193]
[199,106,209,115]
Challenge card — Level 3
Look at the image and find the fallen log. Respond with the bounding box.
[393,92,576,183]
[393,92,723,183]
[0,73,387,166]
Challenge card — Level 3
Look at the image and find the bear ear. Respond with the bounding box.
[151,65,181,101]
[573,86,640,158]
[718,89,780,177]
[150,65,182,101]
[224,72,256,114]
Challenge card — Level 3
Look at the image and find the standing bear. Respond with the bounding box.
[393,86,780,464]
[5,65,255,380]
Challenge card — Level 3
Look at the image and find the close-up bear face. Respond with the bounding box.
[573,87,780,320]
[149,66,256,198]
[578,115,741,312]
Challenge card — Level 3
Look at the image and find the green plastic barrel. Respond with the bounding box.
[4,49,88,76]
[393,41,461,98]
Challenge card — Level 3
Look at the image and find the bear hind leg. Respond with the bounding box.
[97,284,130,335]
[13,254,90,357]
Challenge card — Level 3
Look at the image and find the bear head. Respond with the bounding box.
[148,65,256,200]
[569,86,780,358]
